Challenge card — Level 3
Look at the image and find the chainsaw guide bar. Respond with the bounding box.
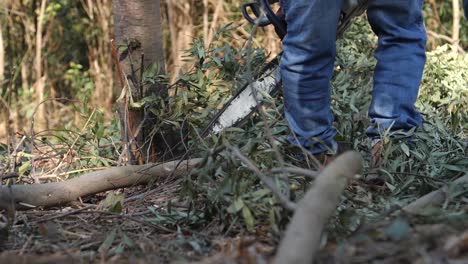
[201,58,281,137]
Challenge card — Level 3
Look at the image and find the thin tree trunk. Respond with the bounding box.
[0,21,4,85]
[84,0,114,112]
[452,0,460,53]
[0,22,6,143]
[33,0,48,130]
[203,0,209,47]
[206,0,224,45]
[166,0,194,82]
[113,0,167,164]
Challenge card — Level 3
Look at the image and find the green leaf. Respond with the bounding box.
[251,189,271,201]
[99,191,125,213]
[227,198,245,214]
[117,44,128,53]
[384,218,411,241]
[442,164,466,172]
[99,228,117,253]
[18,161,31,176]
[129,100,144,108]
[113,242,125,255]
[242,206,255,232]
[123,233,136,248]
[400,143,410,157]
[143,62,160,79]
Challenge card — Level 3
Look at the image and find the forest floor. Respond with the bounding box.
[2,181,468,263]
[0,135,467,263]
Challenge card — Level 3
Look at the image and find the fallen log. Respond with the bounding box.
[274,151,363,264]
[403,174,468,213]
[0,159,202,211]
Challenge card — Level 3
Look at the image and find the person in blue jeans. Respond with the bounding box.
[279,0,427,163]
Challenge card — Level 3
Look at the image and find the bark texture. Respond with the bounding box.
[113,0,167,164]
[0,159,201,211]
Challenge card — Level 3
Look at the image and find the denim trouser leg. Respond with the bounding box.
[365,0,427,138]
[464,0,468,19]
[280,0,342,154]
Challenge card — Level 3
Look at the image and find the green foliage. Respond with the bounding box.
[98,228,141,257]
[419,45,468,134]
[170,19,468,236]
[2,5,467,256]
[64,62,94,102]
[137,27,267,153]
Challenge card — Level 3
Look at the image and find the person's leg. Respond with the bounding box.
[366,0,427,139]
[464,0,468,19]
[280,0,342,154]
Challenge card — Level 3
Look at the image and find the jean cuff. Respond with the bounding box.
[287,134,338,155]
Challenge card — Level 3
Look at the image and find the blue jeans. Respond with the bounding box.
[280,0,427,154]
[465,0,468,19]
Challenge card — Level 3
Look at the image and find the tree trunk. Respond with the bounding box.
[113,0,167,164]
[165,0,194,82]
[33,0,48,131]
[0,20,4,86]
[452,0,460,53]
[0,158,202,211]
[0,20,6,143]
[84,0,114,112]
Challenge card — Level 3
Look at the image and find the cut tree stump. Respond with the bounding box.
[0,159,201,211]
[274,151,363,264]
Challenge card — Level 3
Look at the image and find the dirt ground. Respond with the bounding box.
[2,177,468,264]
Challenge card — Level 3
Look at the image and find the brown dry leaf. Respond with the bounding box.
[200,236,273,264]
[444,230,468,257]
[37,221,62,242]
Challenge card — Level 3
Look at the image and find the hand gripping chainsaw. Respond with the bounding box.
[200,0,369,137]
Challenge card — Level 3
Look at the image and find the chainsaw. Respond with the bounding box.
[200,0,369,137]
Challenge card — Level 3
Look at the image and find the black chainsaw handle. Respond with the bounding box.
[242,1,286,39]
[259,0,286,38]
[242,2,272,27]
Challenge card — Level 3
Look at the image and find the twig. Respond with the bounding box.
[110,39,125,88]
[49,108,96,176]
[38,167,109,180]
[29,98,76,183]
[72,210,172,233]
[34,207,171,233]
[230,146,297,211]
[427,30,465,53]
[139,53,145,97]
[271,166,319,179]
[1,172,19,181]
[390,171,447,182]
[243,12,291,199]
[207,0,224,45]
[34,205,95,223]
[19,235,33,255]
